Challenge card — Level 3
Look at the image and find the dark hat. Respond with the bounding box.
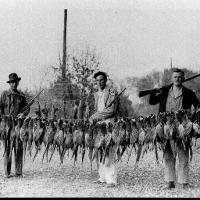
[93,71,108,80]
[7,73,21,83]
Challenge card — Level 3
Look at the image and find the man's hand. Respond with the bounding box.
[89,117,94,124]
[17,113,25,118]
[89,114,100,124]
[89,113,96,124]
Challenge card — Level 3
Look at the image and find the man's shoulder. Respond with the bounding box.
[0,90,10,96]
[11,90,26,98]
[162,85,172,92]
[183,86,196,95]
[19,90,26,97]
[155,85,171,97]
[106,87,117,95]
[15,90,26,98]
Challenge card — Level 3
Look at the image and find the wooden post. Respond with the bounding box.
[62,9,67,79]
[62,9,73,119]
[62,9,67,118]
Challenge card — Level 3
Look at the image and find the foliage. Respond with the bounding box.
[31,47,101,119]
[70,47,101,94]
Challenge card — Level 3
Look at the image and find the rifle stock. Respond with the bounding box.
[138,86,171,98]
[138,89,158,98]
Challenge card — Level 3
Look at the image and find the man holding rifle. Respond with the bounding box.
[89,71,119,187]
[149,68,199,189]
[0,73,30,178]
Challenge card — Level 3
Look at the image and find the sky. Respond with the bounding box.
[1,0,200,91]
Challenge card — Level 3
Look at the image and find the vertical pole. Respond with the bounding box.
[62,9,73,119]
[62,9,67,118]
[62,9,67,79]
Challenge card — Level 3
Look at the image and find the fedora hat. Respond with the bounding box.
[7,73,21,83]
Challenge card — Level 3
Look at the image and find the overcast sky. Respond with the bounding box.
[1,0,200,91]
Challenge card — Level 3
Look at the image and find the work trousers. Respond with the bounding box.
[164,140,189,184]
[4,137,23,176]
[98,145,118,184]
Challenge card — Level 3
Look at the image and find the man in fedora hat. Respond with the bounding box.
[0,73,30,178]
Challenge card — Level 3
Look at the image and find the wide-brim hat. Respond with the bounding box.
[7,73,21,83]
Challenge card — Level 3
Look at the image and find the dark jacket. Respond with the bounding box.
[149,85,199,113]
[0,89,30,116]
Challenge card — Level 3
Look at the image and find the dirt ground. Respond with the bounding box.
[1,144,200,197]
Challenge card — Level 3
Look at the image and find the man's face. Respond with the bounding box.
[9,81,19,90]
[172,72,184,86]
[95,75,107,90]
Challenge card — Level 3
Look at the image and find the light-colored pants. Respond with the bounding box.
[98,145,118,184]
[164,140,189,184]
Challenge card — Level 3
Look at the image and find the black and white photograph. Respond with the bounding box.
[1,0,200,197]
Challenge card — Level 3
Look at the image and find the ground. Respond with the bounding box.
[0,144,200,197]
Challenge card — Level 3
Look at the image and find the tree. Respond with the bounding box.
[34,46,102,119]
[71,47,101,119]
[70,46,101,95]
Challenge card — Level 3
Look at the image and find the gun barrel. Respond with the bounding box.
[183,73,200,83]
[16,89,44,116]
[106,88,126,108]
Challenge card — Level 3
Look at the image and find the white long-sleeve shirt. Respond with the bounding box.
[97,90,106,112]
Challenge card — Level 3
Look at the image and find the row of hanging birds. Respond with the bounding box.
[0,103,200,173]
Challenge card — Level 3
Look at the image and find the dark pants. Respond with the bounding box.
[4,138,23,176]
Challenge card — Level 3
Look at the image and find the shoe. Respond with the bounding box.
[106,183,117,188]
[182,183,190,189]
[93,179,105,184]
[14,174,23,178]
[4,174,12,178]
[164,182,175,190]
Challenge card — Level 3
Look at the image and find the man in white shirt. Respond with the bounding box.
[89,71,118,187]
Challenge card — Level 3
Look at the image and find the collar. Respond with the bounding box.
[8,89,25,97]
[169,86,183,99]
[8,89,19,94]
[98,85,109,93]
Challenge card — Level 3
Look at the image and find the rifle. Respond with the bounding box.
[14,89,44,117]
[138,73,200,98]
[106,88,126,109]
